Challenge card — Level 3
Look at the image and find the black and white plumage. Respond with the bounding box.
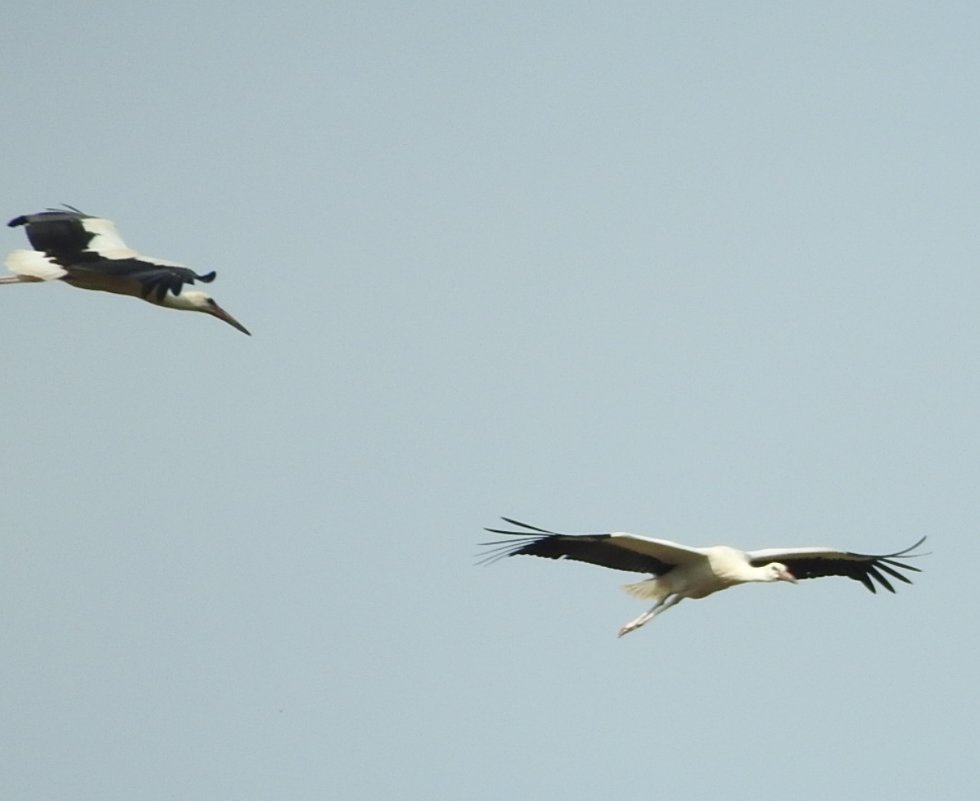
[480,517,926,637]
[2,207,250,334]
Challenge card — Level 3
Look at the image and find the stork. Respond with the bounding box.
[480,517,926,637]
[2,207,250,334]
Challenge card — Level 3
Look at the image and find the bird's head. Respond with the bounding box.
[174,290,251,335]
[764,562,798,584]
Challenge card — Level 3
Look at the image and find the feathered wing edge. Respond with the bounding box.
[751,537,928,594]
[476,517,682,575]
[476,517,568,565]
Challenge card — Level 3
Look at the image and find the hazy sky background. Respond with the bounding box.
[2,2,977,798]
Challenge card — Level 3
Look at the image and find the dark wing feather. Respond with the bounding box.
[65,259,216,301]
[478,517,676,575]
[748,537,926,594]
[10,208,216,300]
[8,209,97,255]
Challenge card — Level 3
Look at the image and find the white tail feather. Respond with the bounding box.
[4,250,67,281]
[623,578,667,600]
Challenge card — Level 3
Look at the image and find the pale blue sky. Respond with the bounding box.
[2,2,977,799]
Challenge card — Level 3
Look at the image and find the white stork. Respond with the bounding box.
[480,518,926,637]
[2,206,250,334]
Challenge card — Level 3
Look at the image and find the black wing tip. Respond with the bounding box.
[197,270,217,283]
[850,535,929,565]
[8,204,91,227]
[865,566,896,593]
[475,537,539,566]
[895,535,928,557]
[496,516,562,535]
[856,537,928,593]
[476,516,561,565]
[44,204,89,216]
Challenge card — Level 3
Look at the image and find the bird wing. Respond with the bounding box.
[478,517,708,574]
[8,208,216,301]
[63,259,216,302]
[746,537,927,593]
[8,209,131,256]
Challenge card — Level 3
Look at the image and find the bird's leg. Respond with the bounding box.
[0,275,44,284]
[617,610,656,638]
[617,594,683,637]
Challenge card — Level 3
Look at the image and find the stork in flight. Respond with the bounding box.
[2,207,250,334]
[480,518,926,637]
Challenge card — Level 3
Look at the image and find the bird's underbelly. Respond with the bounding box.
[63,272,145,299]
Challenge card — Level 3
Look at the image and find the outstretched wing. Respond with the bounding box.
[7,208,216,301]
[9,208,131,256]
[747,537,927,593]
[478,517,708,575]
[62,258,216,302]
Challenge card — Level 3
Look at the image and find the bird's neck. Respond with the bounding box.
[719,562,775,585]
[161,293,199,311]
[708,554,768,586]
[748,565,775,582]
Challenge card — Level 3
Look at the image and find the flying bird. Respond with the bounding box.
[2,206,250,334]
[480,517,926,637]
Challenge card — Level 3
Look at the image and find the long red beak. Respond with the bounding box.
[209,303,251,335]
[780,568,798,584]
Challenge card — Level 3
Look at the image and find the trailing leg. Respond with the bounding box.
[617,594,683,637]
